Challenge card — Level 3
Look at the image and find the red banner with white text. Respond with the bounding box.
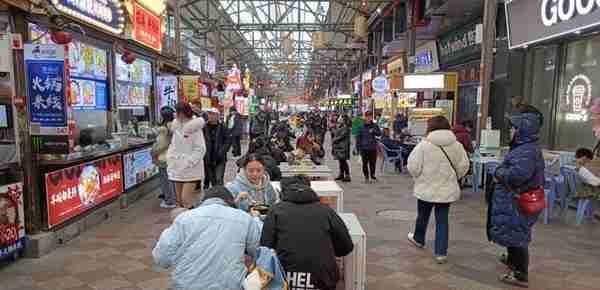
[45,154,123,228]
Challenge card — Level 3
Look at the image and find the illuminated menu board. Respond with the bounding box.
[115,54,152,108]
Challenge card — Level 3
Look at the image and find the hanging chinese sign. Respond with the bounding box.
[244,68,252,91]
[157,75,178,109]
[132,2,162,51]
[25,44,68,135]
[225,64,242,94]
[45,154,123,228]
[51,0,125,35]
[180,76,199,103]
[0,183,25,260]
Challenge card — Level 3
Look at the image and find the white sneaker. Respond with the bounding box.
[435,256,448,264]
[407,232,424,248]
[160,200,176,209]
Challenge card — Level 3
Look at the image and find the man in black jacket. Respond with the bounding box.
[250,107,270,143]
[357,112,382,183]
[261,176,354,290]
[203,108,230,189]
[226,106,243,157]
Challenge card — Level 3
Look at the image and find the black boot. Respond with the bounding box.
[335,174,344,181]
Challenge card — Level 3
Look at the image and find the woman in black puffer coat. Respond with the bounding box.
[331,115,352,182]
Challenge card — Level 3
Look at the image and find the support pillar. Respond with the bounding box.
[477,0,497,144]
[407,0,416,73]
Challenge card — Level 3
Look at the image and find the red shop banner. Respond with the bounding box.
[0,182,25,259]
[45,154,124,228]
[132,2,162,51]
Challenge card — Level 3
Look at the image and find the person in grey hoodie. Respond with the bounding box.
[226,154,278,212]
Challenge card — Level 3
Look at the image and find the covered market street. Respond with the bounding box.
[1,154,600,290]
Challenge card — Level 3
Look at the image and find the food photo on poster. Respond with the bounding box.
[123,147,159,190]
[0,183,25,260]
[115,53,152,108]
[45,154,123,228]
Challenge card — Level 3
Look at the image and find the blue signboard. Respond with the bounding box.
[26,60,67,128]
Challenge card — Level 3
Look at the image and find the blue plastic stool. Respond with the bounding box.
[560,166,594,225]
[543,174,557,224]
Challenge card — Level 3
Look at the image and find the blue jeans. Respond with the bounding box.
[413,199,450,256]
[159,167,176,205]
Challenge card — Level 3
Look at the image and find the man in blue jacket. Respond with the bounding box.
[357,112,382,183]
[153,186,262,290]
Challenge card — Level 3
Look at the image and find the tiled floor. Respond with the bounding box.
[1,144,600,289]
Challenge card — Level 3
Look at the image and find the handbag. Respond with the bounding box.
[504,183,546,216]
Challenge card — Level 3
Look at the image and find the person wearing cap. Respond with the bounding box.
[226,106,243,157]
[203,107,231,190]
[153,186,262,290]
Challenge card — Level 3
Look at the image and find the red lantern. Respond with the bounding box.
[50,31,72,45]
[121,51,137,64]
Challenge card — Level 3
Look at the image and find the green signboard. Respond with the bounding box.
[438,20,481,66]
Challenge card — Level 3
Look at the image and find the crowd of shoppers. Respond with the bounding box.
[152,101,550,289]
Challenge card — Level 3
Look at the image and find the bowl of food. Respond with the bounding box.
[250,204,271,215]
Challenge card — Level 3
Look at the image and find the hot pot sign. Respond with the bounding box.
[45,154,123,228]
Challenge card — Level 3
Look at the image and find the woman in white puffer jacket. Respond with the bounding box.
[167,102,206,209]
[406,116,469,264]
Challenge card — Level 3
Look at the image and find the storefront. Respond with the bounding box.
[0,0,179,257]
[438,20,482,127]
[506,0,600,150]
[0,12,26,261]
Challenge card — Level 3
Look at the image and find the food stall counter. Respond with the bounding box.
[38,138,159,230]
[39,139,154,167]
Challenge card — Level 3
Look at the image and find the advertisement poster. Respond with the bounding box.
[225,64,242,93]
[123,148,159,190]
[200,97,212,110]
[132,2,162,51]
[0,183,25,260]
[25,44,67,135]
[205,55,216,74]
[180,76,199,103]
[158,76,178,109]
[45,154,123,228]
